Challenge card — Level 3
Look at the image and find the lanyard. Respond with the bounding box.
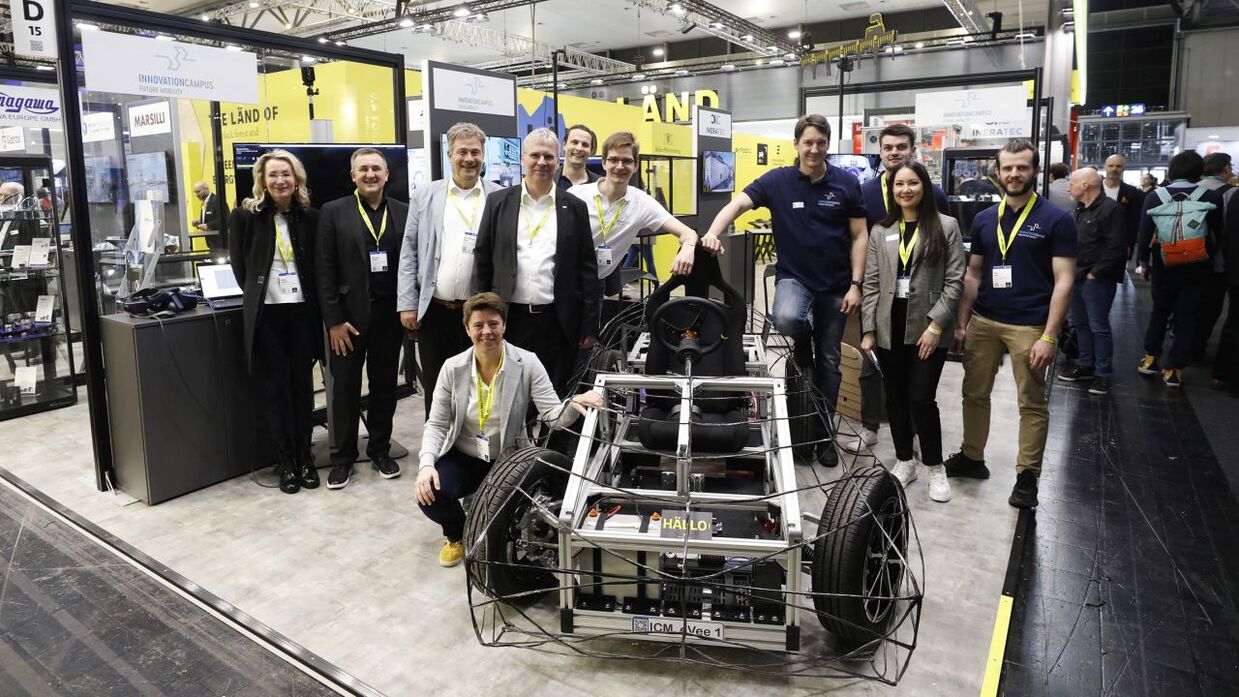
[448,187,481,229]
[273,214,293,265]
[996,192,1037,264]
[898,219,918,271]
[354,190,388,244]
[521,197,554,242]
[880,173,890,214]
[594,195,627,241]
[476,351,504,431]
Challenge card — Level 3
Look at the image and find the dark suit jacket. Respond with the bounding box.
[475,186,600,340]
[228,202,321,369]
[1112,181,1144,251]
[199,193,230,249]
[315,194,410,332]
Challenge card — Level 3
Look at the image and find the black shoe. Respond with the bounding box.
[1057,366,1095,383]
[1088,377,1111,395]
[944,451,990,479]
[297,447,320,489]
[326,463,352,490]
[277,462,301,494]
[815,443,838,468]
[372,455,402,479]
[1009,470,1039,508]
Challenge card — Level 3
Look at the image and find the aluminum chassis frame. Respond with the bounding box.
[626,333,768,376]
[556,369,805,652]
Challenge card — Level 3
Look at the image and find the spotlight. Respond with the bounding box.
[915,41,925,48]
[453,5,471,18]
[709,21,724,29]
[226,44,243,51]
[675,68,690,75]
[721,63,736,70]
[741,33,753,41]
[248,0,258,6]
[334,40,346,46]
[590,78,604,85]
[318,37,329,43]
[653,47,664,57]
[467,12,488,22]
[399,17,414,27]
[769,58,785,65]
[632,72,646,80]
[680,21,696,34]
[200,13,210,21]
[667,2,687,18]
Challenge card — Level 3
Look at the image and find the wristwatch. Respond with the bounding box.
[850,280,863,288]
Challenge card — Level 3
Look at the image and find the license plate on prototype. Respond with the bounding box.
[631,616,725,640]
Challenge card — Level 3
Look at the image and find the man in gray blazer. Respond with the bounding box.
[397,122,502,413]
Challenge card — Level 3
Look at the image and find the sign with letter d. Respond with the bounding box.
[12,0,58,59]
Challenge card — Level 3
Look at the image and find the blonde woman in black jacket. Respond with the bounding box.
[229,149,322,494]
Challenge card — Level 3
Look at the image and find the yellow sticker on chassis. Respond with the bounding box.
[631,616,726,640]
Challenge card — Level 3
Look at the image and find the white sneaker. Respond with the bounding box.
[927,464,952,502]
[891,459,918,488]
[841,428,879,454]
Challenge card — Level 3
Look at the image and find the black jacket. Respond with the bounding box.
[315,194,410,332]
[1109,181,1144,251]
[475,186,601,341]
[1073,195,1128,283]
[228,202,322,369]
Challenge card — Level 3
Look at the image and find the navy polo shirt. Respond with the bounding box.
[744,165,865,294]
[971,195,1077,326]
[859,174,951,227]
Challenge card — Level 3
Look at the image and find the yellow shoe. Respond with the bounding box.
[439,540,464,567]
[1137,354,1160,375]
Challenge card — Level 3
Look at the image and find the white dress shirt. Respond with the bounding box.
[512,181,558,305]
[1103,182,1120,201]
[450,352,505,462]
[435,180,486,301]
[263,212,305,304]
[567,182,673,278]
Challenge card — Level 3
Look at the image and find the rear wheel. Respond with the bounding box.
[464,447,570,602]
[786,371,819,462]
[811,466,909,648]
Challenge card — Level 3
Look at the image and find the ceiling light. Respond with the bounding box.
[946,37,965,45]
[766,45,778,51]
[75,22,99,31]
[1209,134,1220,138]
[788,30,801,39]
[467,12,488,22]
[399,17,414,27]
[248,1,258,6]
[667,2,687,18]
[721,63,736,70]
[414,22,434,32]
[284,22,292,28]
[675,68,690,75]
[155,34,174,41]
[590,78,604,85]
[755,58,764,65]
[453,5,471,18]
[200,13,210,21]
[915,41,925,48]
[741,33,753,41]
[301,56,317,63]
[652,47,664,56]
[632,72,646,80]
[226,44,243,51]
[318,37,329,43]
[769,58,784,65]
[1016,32,1037,39]
[35,65,54,71]
[334,40,345,46]
[709,21,724,29]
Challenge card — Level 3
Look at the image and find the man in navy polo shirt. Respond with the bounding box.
[703,114,868,467]
[946,138,1077,509]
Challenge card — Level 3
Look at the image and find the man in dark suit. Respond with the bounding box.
[1102,154,1144,261]
[316,148,410,490]
[476,127,600,394]
[192,181,230,251]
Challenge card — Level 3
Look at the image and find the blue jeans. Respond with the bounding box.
[771,277,846,413]
[1071,278,1117,377]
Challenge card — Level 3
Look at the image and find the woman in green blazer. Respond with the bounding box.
[860,161,966,502]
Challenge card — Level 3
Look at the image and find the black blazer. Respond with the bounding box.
[228,202,322,369]
[315,194,409,332]
[1112,181,1144,251]
[475,186,600,340]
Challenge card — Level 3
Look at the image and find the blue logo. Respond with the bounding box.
[467,76,483,95]
[818,191,840,207]
[0,91,58,116]
[155,45,195,71]
[956,91,978,109]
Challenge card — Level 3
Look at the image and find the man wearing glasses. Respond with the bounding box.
[475,128,600,394]
[566,131,700,299]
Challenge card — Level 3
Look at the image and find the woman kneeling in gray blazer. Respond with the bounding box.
[415,292,603,567]
[861,161,966,503]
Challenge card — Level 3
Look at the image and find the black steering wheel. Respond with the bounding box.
[650,296,730,363]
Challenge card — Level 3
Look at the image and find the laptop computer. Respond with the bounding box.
[196,263,245,310]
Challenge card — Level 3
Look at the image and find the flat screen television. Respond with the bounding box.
[828,154,882,185]
[232,143,410,208]
[439,135,522,187]
[701,150,735,193]
[125,151,170,202]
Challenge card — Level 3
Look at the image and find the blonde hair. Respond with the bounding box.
[242,149,311,212]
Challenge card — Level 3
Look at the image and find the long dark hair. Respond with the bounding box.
[878,161,945,265]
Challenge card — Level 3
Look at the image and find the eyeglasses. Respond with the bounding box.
[605,157,636,166]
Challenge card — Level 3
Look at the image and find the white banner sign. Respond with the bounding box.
[0,127,26,152]
[82,111,116,143]
[915,86,1030,136]
[697,108,732,138]
[82,30,259,104]
[129,101,172,138]
[11,0,57,59]
[431,67,514,116]
[0,85,61,128]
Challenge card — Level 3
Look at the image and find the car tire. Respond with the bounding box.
[811,465,909,649]
[464,446,571,602]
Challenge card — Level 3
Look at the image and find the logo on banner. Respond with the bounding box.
[467,76,483,95]
[83,31,259,104]
[0,127,25,152]
[0,86,61,128]
[697,108,731,138]
[0,91,58,117]
[156,45,196,71]
[129,101,172,138]
[956,92,979,109]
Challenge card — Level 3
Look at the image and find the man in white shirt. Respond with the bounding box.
[397,122,503,412]
[476,128,600,393]
[566,131,698,297]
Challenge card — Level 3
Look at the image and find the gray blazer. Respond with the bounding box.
[861,215,966,350]
[396,178,503,317]
[418,341,579,469]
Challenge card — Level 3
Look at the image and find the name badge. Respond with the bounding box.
[992,265,1013,289]
[462,231,477,254]
[885,233,899,242]
[792,201,805,209]
[475,433,491,462]
[596,244,613,269]
[895,276,911,298]
[277,272,300,296]
[369,251,389,272]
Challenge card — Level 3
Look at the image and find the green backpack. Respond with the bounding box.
[1148,185,1215,266]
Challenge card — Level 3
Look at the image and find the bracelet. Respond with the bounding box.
[1039,334,1057,344]
[926,325,943,336]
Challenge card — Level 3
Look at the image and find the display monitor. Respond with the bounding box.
[439,135,522,187]
[232,143,410,208]
[125,151,170,202]
[828,154,882,185]
[701,150,735,193]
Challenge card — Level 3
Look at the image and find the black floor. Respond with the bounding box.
[1002,280,1239,695]
[0,478,339,697]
